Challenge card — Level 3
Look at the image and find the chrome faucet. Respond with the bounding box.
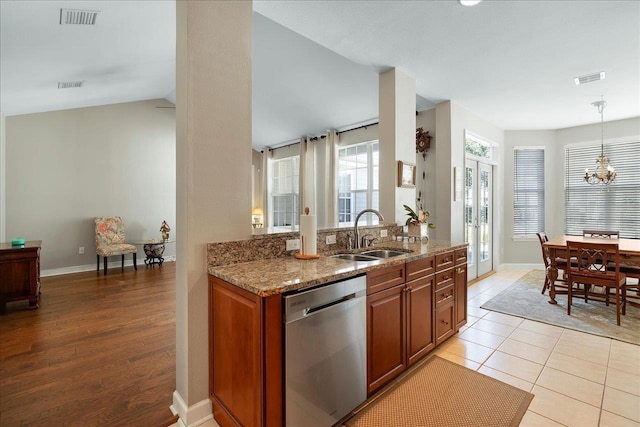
[353,209,384,249]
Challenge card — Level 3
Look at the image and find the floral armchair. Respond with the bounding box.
[94,216,137,276]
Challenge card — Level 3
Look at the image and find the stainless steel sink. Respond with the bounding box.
[361,249,413,258]
[331,254,380,262]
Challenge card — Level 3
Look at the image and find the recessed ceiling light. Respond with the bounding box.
[574,72,605,85]
[459,0,482,6]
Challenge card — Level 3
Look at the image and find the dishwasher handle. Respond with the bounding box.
[305,292,356,316]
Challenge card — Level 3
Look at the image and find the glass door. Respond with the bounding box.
[465,159,493,280]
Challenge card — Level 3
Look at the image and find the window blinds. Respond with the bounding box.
[513,148,545,236]
[565,141,640,238]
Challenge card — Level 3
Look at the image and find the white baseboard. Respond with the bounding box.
[171,391,214,427]
[496,263,544,271]
[41,256,176,277]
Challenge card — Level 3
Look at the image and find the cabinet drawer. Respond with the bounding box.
[367,264,405,295]
[454,248,468,265]
[435,284,454,309]
[435,304,455,345]
[406,256,435,282]
[435,269,454,290]
[435,251,454,272]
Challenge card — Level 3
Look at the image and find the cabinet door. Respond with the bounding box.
[406,275,434,367]
[455,263,468,330]
[367,284,406,395]
[435,304,455,345]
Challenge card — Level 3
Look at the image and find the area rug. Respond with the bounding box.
[344,356,533,427]
[481,270,640,345]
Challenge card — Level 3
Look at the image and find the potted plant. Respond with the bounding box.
[403,204,435,240]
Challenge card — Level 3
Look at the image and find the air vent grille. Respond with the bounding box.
[58,81,85,89]
[60,9,99,25]
[574,72,605,85]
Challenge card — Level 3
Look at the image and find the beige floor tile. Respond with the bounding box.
[466,314,481,327]
[561,329,612,349]
[483,351,544,383]
[458,327,506,349]
[435,350,481,371]
[519,410,566,427]
[477,365,533,392]
[510,328,560,350]
[606,367,640,397]
[438,337,495,364]
[536,367,604,407]
[482,310,525,327]
[498,338,552,365]
[553,339,610,366]
[599,410,640,427]
[518,319,564,338]
[470,318,517,337]
[545,351,607,384]
[528,385,600,427]
[603,387,640,423]
[609,343,640,377]
[466,305,489,317]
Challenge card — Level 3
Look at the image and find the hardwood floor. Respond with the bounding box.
[0,263,176,427]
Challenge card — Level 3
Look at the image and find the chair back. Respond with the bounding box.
[94,216,127,249]
[536,232,550,268]
[583,230,620,238]
[566,240,621,287]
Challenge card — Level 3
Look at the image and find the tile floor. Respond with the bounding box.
[186,269,640,427]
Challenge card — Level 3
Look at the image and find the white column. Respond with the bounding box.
[379,68,417,224]
[175,0,252,424]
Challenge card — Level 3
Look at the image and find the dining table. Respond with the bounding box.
[543,235,640,305]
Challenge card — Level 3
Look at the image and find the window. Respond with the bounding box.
[513,147,545,237]
[270,156,299,228]
[565,141,640,238]
[466,133,492,160]
[337,141,379,224]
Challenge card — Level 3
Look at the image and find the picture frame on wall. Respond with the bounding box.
[398,160,416,188]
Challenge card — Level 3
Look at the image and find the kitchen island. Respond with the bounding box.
[208,239,468,427]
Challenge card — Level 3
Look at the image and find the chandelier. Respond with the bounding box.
[584,97,616,185]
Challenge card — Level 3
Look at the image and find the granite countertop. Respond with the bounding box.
[208,239,467,297]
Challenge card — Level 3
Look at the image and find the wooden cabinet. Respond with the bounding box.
[366,259,435,395]
[454,249,468,330]
[0,241,41,311]
[209,276,282,427]
[366,282,406,394]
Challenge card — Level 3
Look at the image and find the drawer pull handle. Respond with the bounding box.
[457,268,464,274]
[441,319,449,325]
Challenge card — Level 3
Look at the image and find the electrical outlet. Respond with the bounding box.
[380,229,388,238]
[325,235,337,245]
[286,239,300,251]
[79,246,85,254]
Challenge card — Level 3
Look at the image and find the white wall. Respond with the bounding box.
[0,110,6,243]
[502,117,640,265]
[5,99,176,272]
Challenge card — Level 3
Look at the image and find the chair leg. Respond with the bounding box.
[542,277,550,294]
[97,255,100,272]
[121,255,125,271]
[133,253,137,270]
[616,287,621,326]
[567,282,572,316]
[104,256,108,276]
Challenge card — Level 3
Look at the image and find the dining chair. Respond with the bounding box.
[94,216,138,276]
[565,240,627,325]
[582,230,620,238]
[536,232,568,294]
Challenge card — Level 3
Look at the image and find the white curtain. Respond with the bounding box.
[261,148,272,228]
[299,136,317,216]
[324,130,338,226]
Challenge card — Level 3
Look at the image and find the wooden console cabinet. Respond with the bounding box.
[0,240,41,311]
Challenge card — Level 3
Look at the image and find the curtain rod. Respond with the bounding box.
[266,134,327,152]
[336,111,419,135]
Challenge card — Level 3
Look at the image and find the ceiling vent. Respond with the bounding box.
[58,81,85,89]
[574,72,605,85]
[60,9,99,25]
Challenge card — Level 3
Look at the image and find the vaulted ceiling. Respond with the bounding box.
[1,1,638,150]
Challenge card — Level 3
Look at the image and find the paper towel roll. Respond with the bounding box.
[300,210,317,255]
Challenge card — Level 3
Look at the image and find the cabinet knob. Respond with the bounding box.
[457,268,464,274]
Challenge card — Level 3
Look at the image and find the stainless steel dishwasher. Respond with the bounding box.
[284,275,367,427]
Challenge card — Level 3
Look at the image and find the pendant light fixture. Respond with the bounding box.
[584,97,616,185]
